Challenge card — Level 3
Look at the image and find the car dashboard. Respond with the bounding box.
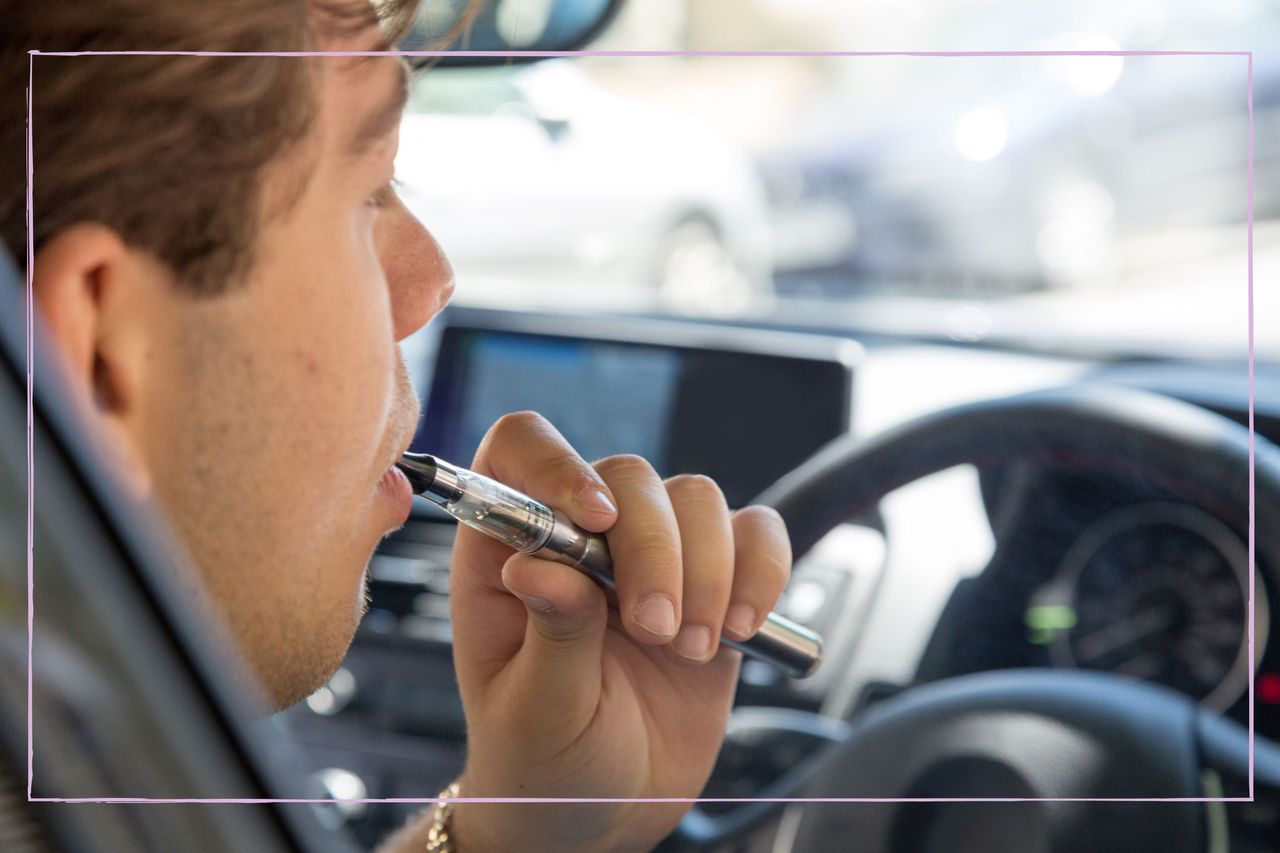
[280,307,1278,847]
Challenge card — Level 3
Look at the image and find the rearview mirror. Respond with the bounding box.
[403,0,624,67]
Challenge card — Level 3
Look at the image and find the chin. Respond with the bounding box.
[269,638,356,712]
[259,603,365,713]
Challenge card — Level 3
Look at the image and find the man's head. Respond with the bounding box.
[3,1,463,708]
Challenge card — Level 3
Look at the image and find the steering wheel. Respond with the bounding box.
[668,384,1280,853]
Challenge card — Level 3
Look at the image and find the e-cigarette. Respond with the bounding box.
[397,452,822,678]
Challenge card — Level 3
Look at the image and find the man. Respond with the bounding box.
[1,1,793,851]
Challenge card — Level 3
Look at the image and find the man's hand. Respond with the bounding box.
[447,412,792,853]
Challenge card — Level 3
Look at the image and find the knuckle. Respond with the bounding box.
[738,505,791,548]
[617,526,682,573]
[595,453,656,481]
[739,547,792,598]
[490,409,548,437]
[666,473,725,504]
[744,503,787,531]
[683,576,732,614]
[534,451,596,485]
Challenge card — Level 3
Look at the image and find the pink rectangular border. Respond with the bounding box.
[25,48,1257,806]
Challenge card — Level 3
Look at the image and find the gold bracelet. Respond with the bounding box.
[425,780,461,853]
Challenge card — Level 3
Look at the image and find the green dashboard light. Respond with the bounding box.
[1025,604,1077,645]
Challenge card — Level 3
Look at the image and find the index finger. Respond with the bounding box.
[471,411,618,532]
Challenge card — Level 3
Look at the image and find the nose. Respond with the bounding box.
[375,192,455,342]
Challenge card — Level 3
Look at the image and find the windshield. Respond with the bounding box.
[398,0,1279,361]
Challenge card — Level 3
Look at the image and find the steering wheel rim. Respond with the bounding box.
[675,384,1280,853]
[758,383,1279,565]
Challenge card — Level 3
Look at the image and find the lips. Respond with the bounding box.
[373,361,421,528]
[375,461,414,526]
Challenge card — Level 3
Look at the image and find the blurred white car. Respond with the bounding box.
[395,60,774,314]
[762,49,1278,296]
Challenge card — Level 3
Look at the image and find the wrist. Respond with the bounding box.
[450,797,646,853]
[446,773,513,853]
[424,780,460,853]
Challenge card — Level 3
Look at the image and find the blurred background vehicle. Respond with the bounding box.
[759,50,1280,299]
[395,59,774,315]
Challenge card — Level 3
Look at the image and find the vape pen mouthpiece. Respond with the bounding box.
[396,452,440,497]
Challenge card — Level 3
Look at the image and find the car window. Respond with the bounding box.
[397,0,1279,361]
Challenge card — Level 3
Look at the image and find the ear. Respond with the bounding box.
[32,223,163,498]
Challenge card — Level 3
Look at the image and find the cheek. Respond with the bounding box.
[282,240,398,447]
[293,312,397,458]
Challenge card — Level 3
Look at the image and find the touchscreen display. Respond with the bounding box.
[415,327,851,506]
[432,333,680,467]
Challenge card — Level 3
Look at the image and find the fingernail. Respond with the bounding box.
[633,594,677,638]
[673,625,713,661]
[725,604,757,640]
[575,486,617,515]
[513,591,555,612]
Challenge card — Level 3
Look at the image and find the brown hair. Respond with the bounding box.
[0,0,473,296]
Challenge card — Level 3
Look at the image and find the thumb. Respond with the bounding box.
[500,553,609,700]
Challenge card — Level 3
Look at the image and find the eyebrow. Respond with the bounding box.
[345,60,410,160]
